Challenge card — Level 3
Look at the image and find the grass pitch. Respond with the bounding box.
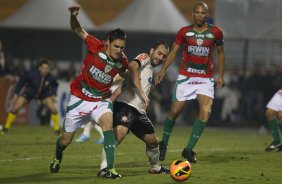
[0,125,281,184]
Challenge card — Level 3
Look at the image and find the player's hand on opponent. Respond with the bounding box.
[216,77,225,89]
[154,70,165,85]
[68,5,80,16]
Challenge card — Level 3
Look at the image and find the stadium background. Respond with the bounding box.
[0,0,281,131]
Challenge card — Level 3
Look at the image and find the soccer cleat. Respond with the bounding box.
[97,168,108,177]
[265,141,282,151]
[182,148,197,163]
[159,141,168,161]
[148,166,170,174]
[50,158,61,173]
[75,134,90,143]
[95,137,104,144]
[97,168,122,179]
[2,128,9,134]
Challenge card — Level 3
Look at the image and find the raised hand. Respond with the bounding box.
[68,5,80,16]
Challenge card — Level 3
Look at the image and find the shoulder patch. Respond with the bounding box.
[99,52,107,60]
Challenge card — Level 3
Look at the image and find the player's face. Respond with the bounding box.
[107,39,126,60]
[150,45,169,67]
[192,5,208,27]
[39,64,50,76]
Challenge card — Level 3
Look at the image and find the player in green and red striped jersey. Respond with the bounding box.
[155,1,225,163]
[265,64,282,152]
[49,5,136,179]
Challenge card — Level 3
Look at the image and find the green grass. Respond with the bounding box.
[0,125,281,184]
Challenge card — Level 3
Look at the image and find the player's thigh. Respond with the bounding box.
[42,96,57,113]
[12,96,28,113]
[265,108,277,120]
[98,112,113,131]
[168,101,186,119]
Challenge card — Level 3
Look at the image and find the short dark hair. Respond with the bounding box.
[152,41,169,51]
[38,59,50,67]
[107,28,127,42]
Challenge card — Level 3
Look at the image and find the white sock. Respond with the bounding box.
[94,124,104,138]
[100,149,107,170]
[82,122,92,137]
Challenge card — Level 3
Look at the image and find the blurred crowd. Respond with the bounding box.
[0,40,281,129]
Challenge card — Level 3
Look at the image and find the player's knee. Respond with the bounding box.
[265,109,275,121]
[146,137,159,149]
[199,107,211,122]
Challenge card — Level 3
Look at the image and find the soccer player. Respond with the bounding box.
[265,64,282,152]
[154,2,225,163]
[97,41,170,175]
[1,59,60,135]
[49,5,136,179]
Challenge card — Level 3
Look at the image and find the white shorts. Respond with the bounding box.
[266,90,282,111]
[63,95,113,132]
[172,75,214,101]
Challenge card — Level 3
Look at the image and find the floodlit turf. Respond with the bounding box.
[0,125,281,184]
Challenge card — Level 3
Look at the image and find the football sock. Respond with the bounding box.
[100,149,107,170]
[55,137,66,161]
[268,118,281,143]
[162,117,175,145]
[4,112,16,129]
[185,119,206,150]
[146,146,159,166]
[103,130,116,169]
[51,113,59,131]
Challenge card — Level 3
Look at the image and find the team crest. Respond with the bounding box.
[196,39,203,46]
[121,115,128,123]
[104,65,112,73]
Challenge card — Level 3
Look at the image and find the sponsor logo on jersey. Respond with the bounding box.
[187,67,206,75]
[187,46,210,56]
[82,88,103,99]
[99,52,107,60]
[148,77,152,83]
[196,39,203,46]
[196,34,205,38]
[206,33,214,39]
[89,66,112,84]
[104,65,112,73]
[186,32,195,36]
[187,81,207,84]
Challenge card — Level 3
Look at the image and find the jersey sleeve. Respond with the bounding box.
[213,26,224,46]
[132,53,150,68]
[85,35,105,54]
[175,27,187,46]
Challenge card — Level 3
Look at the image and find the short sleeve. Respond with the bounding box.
[85,35,105,53]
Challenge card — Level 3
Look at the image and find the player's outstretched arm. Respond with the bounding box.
[68,5,88,40]
[128,61,149,109]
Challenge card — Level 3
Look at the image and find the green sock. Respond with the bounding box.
[268,118,281,143]
[185,119,206,150]
[55,138,66,161]
[103,130,116,169]
[162,117,176,145]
